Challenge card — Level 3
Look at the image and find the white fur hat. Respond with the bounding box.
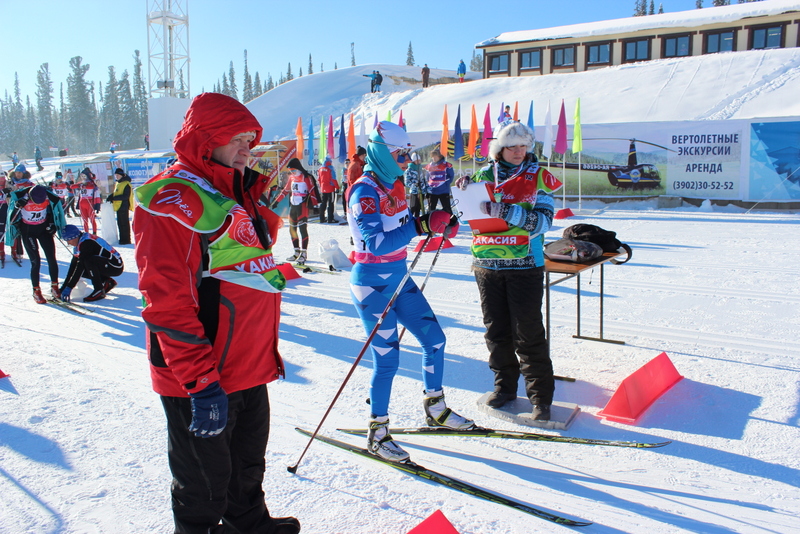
[488,121,535,161]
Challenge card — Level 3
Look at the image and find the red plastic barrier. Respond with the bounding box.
[598,352,684,424]
[0,369,8,379]
[407,510,460,534]
[554,208,574,219]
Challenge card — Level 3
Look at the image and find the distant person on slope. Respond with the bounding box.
[457,59,466,83]
[421,64,430,88]
[59,224,123,303]
[362,70,378,93]
[347,121,473,463]
[270,157,320,265]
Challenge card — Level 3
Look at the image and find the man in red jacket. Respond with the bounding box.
[317,157,339,223]
[134,93,300,534]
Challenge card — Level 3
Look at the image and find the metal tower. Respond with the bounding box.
[147,0,190,98]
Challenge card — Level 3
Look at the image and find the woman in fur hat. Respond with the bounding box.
[456,120,562,421]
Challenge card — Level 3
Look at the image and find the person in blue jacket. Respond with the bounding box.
[457,59,466,83]
[347,121,473,462]
[425,148,454,214]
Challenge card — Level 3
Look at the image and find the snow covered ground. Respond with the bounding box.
[1,199,798,533]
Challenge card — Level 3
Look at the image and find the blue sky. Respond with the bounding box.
[1,0,703,101]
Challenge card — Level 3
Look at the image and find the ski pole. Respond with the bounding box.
[288,232,434,474]
[397,232,449,343]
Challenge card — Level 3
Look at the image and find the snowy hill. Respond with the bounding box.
[248,49,800,140]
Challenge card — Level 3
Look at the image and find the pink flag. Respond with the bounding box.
[327,115,335,158]
[481,104,493,157]
[554,99,568,155]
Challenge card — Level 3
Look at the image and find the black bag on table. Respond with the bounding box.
[562,224,632,264]
[544,238,604,263]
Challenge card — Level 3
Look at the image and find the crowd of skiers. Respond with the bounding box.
[0,163,130,304]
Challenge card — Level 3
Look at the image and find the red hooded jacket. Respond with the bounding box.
[134,93,285,397]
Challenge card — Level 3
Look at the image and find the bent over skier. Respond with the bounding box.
[347,121,474,463]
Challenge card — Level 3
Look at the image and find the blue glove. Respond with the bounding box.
[60,286,72,302]
[188,381,228,438]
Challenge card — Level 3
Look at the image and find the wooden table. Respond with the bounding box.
[545,252,625,345]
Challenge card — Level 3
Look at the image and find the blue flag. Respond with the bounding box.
[338,114,347,163]
[527,101,535,134]
[453,105,464,159]
[307,116,314,165]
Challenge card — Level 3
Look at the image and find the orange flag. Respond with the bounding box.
[347,114,356,157]
[513,101,519,122]
[440,105,449,157]
[295,117,304,158]
[468,104,479,159]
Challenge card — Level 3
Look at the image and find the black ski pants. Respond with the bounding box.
[474,266,554,405]
[161,384,280,534]
[428,193,452,214]
[69,254,123,291]
[319,192,335,222]
[20,224,58,288]
[116,208,131,245]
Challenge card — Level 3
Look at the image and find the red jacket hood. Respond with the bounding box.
[173,92,263,197]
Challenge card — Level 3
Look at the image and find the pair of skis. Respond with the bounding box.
[292,262,341,275]
[46,298,93,315]
[297,426,671,527]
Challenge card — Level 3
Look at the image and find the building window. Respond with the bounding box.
[586,43,611,65]
[624,38,650,62]
[488,54,509,73]
[552,46,575,68]
[751,25,783,50]
[663,35,691,58]
[519,49,542,70]
[705,30,735,54]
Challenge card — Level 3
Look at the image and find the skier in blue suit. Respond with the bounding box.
[346,121,474,462]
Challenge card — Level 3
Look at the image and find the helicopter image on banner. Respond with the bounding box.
[559,138,674,189]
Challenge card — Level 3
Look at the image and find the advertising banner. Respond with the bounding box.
[124,158,172,187]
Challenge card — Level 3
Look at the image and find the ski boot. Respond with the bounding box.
[103,278,117,294]
[32,287,47,304]
[296,250,307,265]
[50,283,61,300]
[84,288,106,302]
[367,415,409,462]
[532,404,551,421]
[286,249,301,262]
[423,390,475,429]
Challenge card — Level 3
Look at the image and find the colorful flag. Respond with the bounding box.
[347,114,356,157]
[318,116,327,163]
[542,101,553,160]
[513,101,519,122]
[481,104,493,157]
[373,112,379,129]
[295,117,304,160]
[496,101,505,123]
[359,116,367,148]
[572,98,583,154]
[386,109,392,122]
[468,105,479,159]
[327,115,335,160]
[307,116,314,165]
[398,110,406,130]
[441,105,449,157]
[453,105,464,159]
[338,114,347,163]
[555,100,568,155]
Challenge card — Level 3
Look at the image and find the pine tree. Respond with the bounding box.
[57,83,66,151]
[35,63,55,153]
[659,3,664,13]
[99,66,120,151]
[132,50,148,142]
[286,63,293,81]
[117,71,139,149]
[696,0,703,8]
[308,54,314,75]
[406,42,415,66]
[8,74,25,156]
[350,42,356,66]
[253,72,262,98]
[25,96,36,158]
[320,63,324,72]
[713,0,730,5]
[649,0,655,14]
[243,50,254,103]
[633,0,644,15]
[66,57,97,155]
[221,73,230,96]
[334,62,337,70]
[299,67,303,77]
[279,74,285,85]
[470,50,483,72]
[267,74,274,91]
[228,61,238,100]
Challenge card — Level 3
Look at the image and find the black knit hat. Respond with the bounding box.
[356,146,366,156]
[286,158,306,173]
[114,167,125,176]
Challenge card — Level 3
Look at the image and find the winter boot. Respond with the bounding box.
[84,288,106,302]
[103,278,117,294]
[423,390,475,429]
[272,516,301,534]
[32,287,47,304]
[532,404,551,421]
[367,415,409,462]
[50,283,61,300]
[296,250,307,265]
[286,249,301,262]
[486,390,517,408]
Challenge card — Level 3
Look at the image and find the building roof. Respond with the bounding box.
[477,0,800,47]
